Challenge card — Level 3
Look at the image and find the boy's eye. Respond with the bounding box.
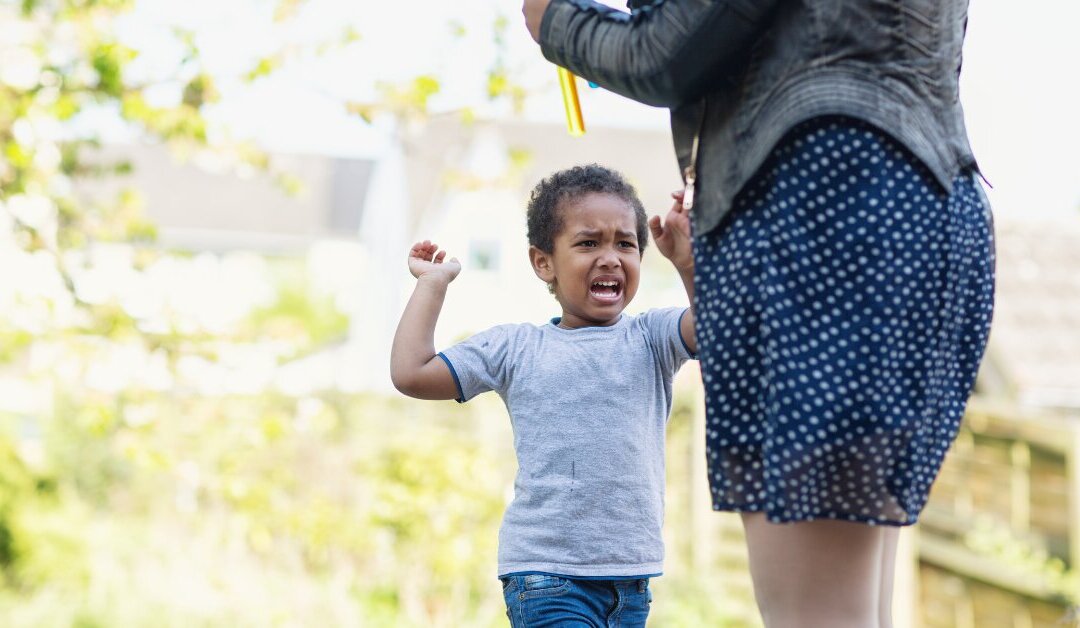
[619,241,637,249]
[577,240,597,247]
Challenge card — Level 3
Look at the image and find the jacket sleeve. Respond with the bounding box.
[539,0,780,108]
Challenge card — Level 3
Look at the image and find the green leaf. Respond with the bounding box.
[181,73,218,108]
[245,56,281,82]
[51,93,81,120]
[345,101,378,124]
[273,0,306,22]
[90,42,137,97]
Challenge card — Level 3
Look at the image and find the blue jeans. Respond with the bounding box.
[500,574,652,627]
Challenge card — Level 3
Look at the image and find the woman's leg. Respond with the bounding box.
[741,513,896,628]
[878,526,900,628]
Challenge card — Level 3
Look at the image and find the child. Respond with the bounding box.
[390,164,697,627]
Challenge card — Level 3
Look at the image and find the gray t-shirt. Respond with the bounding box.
[439,307,694,577]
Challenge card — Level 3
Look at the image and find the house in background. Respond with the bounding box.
[63,143,380,396]
[977,220,1080,408]
[83,143,376,254]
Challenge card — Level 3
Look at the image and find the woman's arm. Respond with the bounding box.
[526,0,780,108]
[390,241,462,400]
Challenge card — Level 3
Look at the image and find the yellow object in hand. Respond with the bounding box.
[557,67,585,136]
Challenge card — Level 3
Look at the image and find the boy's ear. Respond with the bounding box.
[529,245,555,283]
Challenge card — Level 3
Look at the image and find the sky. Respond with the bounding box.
[116,0,1080,220]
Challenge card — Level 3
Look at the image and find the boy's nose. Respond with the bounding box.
[597,247,621,267]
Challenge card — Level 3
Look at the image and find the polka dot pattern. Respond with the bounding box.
[693,117,995,525]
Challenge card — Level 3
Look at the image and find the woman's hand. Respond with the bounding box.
[649,190,694,273]
[522,0,552,43]
[408,240,461,284]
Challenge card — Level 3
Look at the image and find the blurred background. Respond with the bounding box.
[0,0,1077,626]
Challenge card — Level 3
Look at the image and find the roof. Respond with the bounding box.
[981,215,1080,410]
[77,144,375,253]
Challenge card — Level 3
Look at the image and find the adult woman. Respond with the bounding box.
[522,1,995,626]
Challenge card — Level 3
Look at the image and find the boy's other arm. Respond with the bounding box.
[390,241,462,400]
[649,191,697,354]
[675,267,697,356]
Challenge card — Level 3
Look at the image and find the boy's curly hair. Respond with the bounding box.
[526,164,649,254]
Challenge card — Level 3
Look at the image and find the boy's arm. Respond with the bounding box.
[649,191,697,354]
[390,241,462,400]
[674,266,697,356]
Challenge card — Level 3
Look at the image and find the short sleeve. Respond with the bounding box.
[639,307,697,378]
[437,324,518,403]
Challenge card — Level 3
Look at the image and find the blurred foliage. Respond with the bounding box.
[243,261,350,356]
[964,516,1079,606]
[345,75,442,127]
[0,0,545,619]
[486,14,527,115]
[0,375,748,625]
[1,0,212,318]
[344,13,529,128]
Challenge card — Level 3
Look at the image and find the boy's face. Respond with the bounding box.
[530,192,641,329]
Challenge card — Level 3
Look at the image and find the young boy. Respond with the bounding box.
[390,164,696,627]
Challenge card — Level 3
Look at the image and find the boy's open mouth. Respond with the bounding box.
[589,278,622,301]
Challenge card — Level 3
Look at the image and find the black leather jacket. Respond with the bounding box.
[539,0,981,234]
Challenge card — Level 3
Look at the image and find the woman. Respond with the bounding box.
[522,1,995,626]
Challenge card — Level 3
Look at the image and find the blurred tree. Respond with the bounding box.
[0,1,535,624]
[0,0,218,597]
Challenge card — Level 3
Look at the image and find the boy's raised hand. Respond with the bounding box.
[392,240,462,401]
[649,191,693,272]
[408,240,461,283]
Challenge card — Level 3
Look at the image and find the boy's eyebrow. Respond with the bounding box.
[571,229,638,240]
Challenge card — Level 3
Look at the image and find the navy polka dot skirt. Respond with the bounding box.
[694,116,995,525]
